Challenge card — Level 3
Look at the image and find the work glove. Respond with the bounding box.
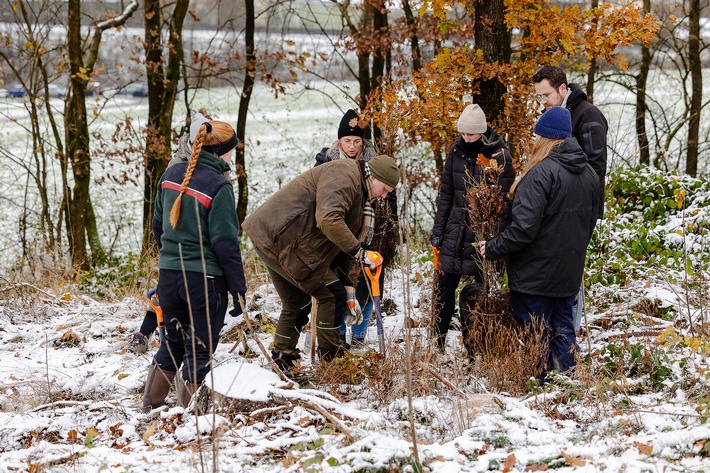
[358,249,383,269]
[345,289,363,327]
[230,292,246,317]
[431,236,441,249]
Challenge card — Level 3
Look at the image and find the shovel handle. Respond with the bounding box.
[146,294,164,329]
[432,247,440,271]
[364,265,382,298]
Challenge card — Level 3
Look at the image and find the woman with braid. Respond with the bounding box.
[142,119,247,412]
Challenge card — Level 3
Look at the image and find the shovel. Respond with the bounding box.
[146,289,165,344]
[364,264,385,358]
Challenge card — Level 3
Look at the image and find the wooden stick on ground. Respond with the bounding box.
[242,310,294,387]
[420,366,466,399]
[272,396,354,442]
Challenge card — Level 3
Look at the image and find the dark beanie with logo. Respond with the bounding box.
[338,109,365,139]
[534,106,572,139]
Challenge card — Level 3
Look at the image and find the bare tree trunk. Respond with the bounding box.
[636,0,651,166]
[142,0,166,255]
[686,0,701,177]
[474,0,511,123]
[586,0,599,103]
[401,0,422,72]
[370,0,389,145]
[65,0,92,268]
[65,0,137,269]
[236,0,256,227]
[142,0,189,254]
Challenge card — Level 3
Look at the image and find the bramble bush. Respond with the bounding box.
[587,167,710,287]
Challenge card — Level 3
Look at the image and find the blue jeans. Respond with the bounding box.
[510,290,576,375]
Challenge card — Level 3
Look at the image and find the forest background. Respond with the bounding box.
[0,0,694,274]
[3,1,710,471]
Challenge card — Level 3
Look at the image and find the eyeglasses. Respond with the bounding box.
[341,138,363,147]
[535,91,555,103]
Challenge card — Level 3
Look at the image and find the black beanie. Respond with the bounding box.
[338,109,365,139]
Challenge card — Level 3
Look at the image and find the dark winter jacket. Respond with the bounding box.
[566,83,608,220]
[485,137,600,297]
[153,151,247,297]
[431,128,515,275]
[242,159,366,294]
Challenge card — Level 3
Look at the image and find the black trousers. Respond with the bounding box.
[153,269,227,383]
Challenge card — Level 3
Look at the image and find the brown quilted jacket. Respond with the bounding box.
[243,159,366,293]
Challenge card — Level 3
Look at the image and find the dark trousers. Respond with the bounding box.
[153,269,227,383]
[510,290,576,375]
[433,272,462,340]
[255,248,345,359]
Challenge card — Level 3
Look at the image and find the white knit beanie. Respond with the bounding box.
[457,104,487,134]
[189,112,210,146]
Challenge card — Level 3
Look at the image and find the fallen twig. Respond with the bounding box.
[242,310,294,388]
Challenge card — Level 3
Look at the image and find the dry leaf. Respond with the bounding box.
[562,451,585,466]
[502,453,516,472]
[526,464,548,471]
[635,441,653,455]
[142,423,157,443]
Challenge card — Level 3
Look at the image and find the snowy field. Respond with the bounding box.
[1,77,710,471]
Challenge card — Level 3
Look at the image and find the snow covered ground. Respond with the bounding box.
[1,81,710,471]
[2,209,710,472]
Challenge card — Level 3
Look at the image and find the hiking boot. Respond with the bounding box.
[351,337,366,351]
[271,351,300,375]
[129,332,148,354]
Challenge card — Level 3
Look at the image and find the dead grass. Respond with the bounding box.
[463,304,548,396]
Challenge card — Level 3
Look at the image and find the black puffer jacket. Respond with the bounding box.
[432,128,514,275]
[485,137,600,297]
[567,83,608,220]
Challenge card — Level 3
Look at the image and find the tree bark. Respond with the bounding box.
[65,0,90,268]
[636,0,651,166]
[401,0,422,72]
[686,0,701,177]
[473,0,511,123]
[65,0,137,268]
[370,0,389,145]
[236,0,256,227]
[586,0,599,103]
[142,0,189,254]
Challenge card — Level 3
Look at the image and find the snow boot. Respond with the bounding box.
[142,362,176,413]
[176,376,201,409]
[128,332,149,354]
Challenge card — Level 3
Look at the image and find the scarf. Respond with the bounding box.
[359,163,375,246]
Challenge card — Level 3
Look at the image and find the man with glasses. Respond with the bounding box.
[532,66,608,220]
[533,65,608,334]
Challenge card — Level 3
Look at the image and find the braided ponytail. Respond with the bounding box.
[169,123,208,228]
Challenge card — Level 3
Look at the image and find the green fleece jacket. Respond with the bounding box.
[152,151,247,295]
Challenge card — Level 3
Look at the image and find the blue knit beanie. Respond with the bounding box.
[534,106,572,139]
